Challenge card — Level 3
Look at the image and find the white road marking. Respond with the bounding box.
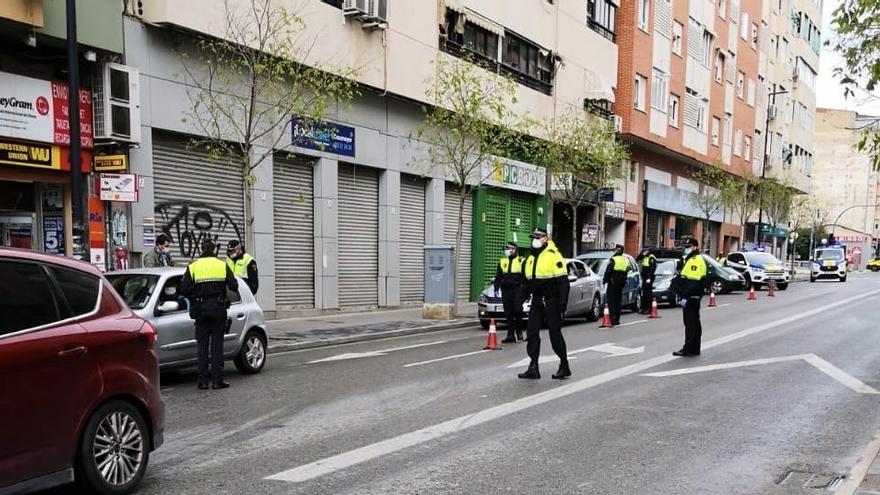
[585,343,646,358]
[307,341,448,363]
[715,303,731,307]
[618,320,649,327]
[265,288,880,484]
[403,350,492,368]
[505,342,645,369]
[643,354,879,395]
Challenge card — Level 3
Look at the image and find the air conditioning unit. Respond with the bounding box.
[612,114,623,133]
[767,105,777,121]
[343,0,368,17]
[344,0,387,29]
[93,63,141,144]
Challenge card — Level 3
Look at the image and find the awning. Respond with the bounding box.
[584,68,615,103]
[445,0,466,14]
[444,0,505,37]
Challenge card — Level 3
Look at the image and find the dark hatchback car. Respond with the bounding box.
[0,249,164,495]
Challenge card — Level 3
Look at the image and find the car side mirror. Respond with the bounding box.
[568,274,578,282]
[157,300,180,313]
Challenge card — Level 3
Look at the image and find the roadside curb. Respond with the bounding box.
[835,432,880,495]
[267,320,479,354]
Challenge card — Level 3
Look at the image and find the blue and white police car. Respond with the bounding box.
[724,250,791,289]
[810,246,847,282]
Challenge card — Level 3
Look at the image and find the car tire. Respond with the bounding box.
[76,400,150,495]
[810,276,816,283]
[777,283,789,291]
[840,275,847,283]
[709,278,727,295]
[479,319,490,330]
[586,295,601,322]
[629,292,641,313]
[234,329,267,374]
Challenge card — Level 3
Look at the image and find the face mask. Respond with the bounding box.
[163,287,177,296]
[684,248,693,256]
[531,239,543,249]
[504,249,513,257]
[227,249,237,258]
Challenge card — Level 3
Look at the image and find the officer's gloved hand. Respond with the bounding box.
[646,278,652,284]
[678,298,688,308]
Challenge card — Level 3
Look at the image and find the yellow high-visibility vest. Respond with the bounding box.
[188,257,227,283]
[680,255,708,280]
[524,241,567,280]
[226,253,254,278]
[499,256,524,274]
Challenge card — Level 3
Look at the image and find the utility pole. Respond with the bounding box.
[66,0,84,259]
[757,89,788,248]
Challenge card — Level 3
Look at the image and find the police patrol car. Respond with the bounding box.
[810,246,847,282]
[724,250,791,289]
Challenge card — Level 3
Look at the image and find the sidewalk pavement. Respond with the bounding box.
[266,303,479,353]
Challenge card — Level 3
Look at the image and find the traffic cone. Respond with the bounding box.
[708,292,717,307]
[599,304,613,328]
[767,280,775,297]
[484,319,502,350]
[747,285,757,301]
[648,298,660,318]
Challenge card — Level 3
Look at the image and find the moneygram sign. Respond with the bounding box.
[0,71,93,149]
[483,157,546,195]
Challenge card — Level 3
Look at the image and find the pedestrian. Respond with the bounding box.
[494,241,526,343]
[143,233,174,267]
[226,240,259,295]
[636,245,657,314]
[672,238,708,357]
[602,244,630,326]
[518,228,571,380]
[181,240,238,390]
[717,251,727,265]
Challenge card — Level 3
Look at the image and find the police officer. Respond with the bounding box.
[226,240,258,295]
[717,251,727,265]
[602,244,630,326]
[518,228,571,380]
[182,240,238,390]
[494,241,526,343]
[636,245,657,314]
[673,238,708,357]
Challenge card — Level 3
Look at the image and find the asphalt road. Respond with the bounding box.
[48,275,880,494]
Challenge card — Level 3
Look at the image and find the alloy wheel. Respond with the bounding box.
[92,411,145,487]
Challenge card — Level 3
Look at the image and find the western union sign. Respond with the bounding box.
[0,138,60,170]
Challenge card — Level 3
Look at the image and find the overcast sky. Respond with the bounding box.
[817,0,880,114]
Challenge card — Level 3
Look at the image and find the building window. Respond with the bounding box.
[651,68,668,111]
[714,51,725,83]
[501,32,554,94]
[744,135,752,161]
[629,161,638,182]
[638,0,650,31]
[751,23,759,49]
[587,0,618,42]
[672,21,683,55]
[795,57,818,92]
[635,74,647,111]
[736,71,745,98]
[740,12,749,39]
[719,0,727,18]
[702,30,713,68]
[712,116,721,146]
[586,98,613,118]
[734,129,743,156]
[321,0,343,7]
[723,113,733,145]
[696,99,708,132]
[747,79,756,106]
[464,23,500,60]
[441,9,500,64]
[669,94,680,127]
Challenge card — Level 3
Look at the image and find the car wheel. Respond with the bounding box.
[840,275,847,282]
[479,319,490,330]
[234,329,267,374]
[630,291,641,312]
[709,278,726,295]
[777,283,789,291]
[586,295,601,322]
[76,400,150,495]
[810,276,816,283]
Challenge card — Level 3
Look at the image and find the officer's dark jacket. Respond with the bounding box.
[494,255,526,289]
[636,253,657,278]
[181,255,239,303]
[674,250,708,299]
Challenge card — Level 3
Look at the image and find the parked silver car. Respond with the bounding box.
[477,259,603,329]
[106,267,268,374]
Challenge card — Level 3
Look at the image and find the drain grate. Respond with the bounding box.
[777,470,846,491]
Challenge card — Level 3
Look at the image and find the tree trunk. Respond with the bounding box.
[703,217,710,253]
[453,187,466,315]
[242,150,256,251]
[598,201,607,248]
[571,204,578,257]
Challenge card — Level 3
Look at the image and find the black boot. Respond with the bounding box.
[518,363,540,379]
[516,330,524,341]
[552,361,572,380]
[502,334,517,344]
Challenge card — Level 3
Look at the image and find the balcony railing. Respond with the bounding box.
[439,39,554,96]
[588,19,616,43]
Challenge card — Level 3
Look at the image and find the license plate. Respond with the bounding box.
[823,260,835,267]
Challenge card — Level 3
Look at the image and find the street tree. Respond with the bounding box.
[415,55,532,303]
[690,164,733,252]
[726,173,761,243]
[182,0,358,250]
[760,179,796,250]
[533,110,629,255]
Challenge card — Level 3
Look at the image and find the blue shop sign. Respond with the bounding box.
[291,118,356,157]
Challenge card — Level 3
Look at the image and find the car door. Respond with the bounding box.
[726,253,748,274]
[224,281,247,356]
[565,261,587,315]
[626,255,641,305]
[0,260,102,487]
[153,276,198,366]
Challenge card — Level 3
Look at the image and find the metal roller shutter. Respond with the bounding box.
[273,155,315,308]
[646,210,662,246]
[399,175,425,304]
[152,132,245,261]
[444,185,473,301]
[338,164,379,308]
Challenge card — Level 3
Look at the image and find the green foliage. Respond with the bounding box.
[760,179,796,229]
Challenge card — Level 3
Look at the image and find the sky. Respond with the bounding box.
[816,0,880,114]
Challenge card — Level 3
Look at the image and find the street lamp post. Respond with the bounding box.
[756,89,789,248]
[66,0,84,259]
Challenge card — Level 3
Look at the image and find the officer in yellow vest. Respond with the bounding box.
[226,240,259,295]
[602,244,631,326]
[636,245,657,314]
[673,237,708,357]
[494,241,526,343]
[518,228,571,380]
[182,240,239,389]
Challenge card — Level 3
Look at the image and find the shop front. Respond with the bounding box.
[644,181,723,250]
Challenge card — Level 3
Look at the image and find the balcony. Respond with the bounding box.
[0,0,44,27]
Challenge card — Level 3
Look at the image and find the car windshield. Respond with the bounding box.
[585,258,609,275]
[744,252,780,265]
[106,274,160,310]
[656,260,677,275]
[816,249,844,260]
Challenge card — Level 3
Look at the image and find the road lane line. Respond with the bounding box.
[803,354,880,394]
[618,320,648,327]
[403,350,492,368]
[265,288,880,484]
[643,355,806,377]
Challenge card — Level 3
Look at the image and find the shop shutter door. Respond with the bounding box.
[152,132,245,260]
[444,185,473,301]
[273,155,315,308]
[482,198,508,291]
[646,210,661,246]
[399,175,425,304]
[338,164,379,307]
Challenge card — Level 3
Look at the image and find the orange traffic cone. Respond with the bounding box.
[747,285,757,301]
[648,298,660,318]
[484,319,502,350]
[599,304,613,328]
[767,280,775,297]
[708,292,717,307]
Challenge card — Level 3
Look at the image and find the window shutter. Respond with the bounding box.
[654,0,673,38]
[684,91,699,128]
[688,20,703,61]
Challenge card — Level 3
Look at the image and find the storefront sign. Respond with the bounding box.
[582,223,598,242]
[88,197,105,250]
[42,216,65,255]
[0,71,93,148]
[291,117,355,157]
[0,138,59,169]
[483,157,546,195]
[94,154,128,171]
[645,181,724,222]
[837,235,869,243]
[100,173,138,202]
[605,201,625,219]
[142,217,156,247]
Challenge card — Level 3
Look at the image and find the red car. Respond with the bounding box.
[0,248,164,495]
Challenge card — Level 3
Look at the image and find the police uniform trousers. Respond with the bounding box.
[640,277,654,313]
[682,297,702,353]
[194,299,227,384]
[501,285,524,338]
[607,281,625,325]
[526,290,567,365]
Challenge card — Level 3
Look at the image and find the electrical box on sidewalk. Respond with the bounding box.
[423,245,455,319]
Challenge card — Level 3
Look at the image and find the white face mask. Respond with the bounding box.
[684,247,693,256]
[531,238,543,249]
[163,287,177,296]
[504,249,513,257]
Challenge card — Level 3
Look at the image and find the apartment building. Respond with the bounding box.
[125,0,619,313]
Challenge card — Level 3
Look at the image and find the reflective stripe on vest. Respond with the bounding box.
[189,257,228,283]
[499,256,523,274]
[611,255,629,271]
[524,241,567,280]
[226,253,254,278]
[641,254,656,267]
[680,255,708,280]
